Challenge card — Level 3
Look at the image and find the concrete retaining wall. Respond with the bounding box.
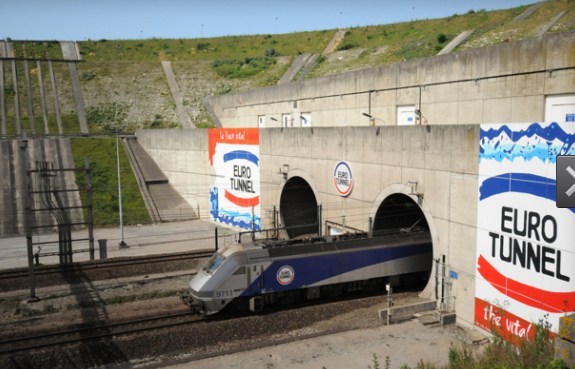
[0,138,82,237]
[205,31,575,128]
[137,124,480,328]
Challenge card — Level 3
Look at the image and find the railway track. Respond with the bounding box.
[0,249,214,292]
[0,311,204,355]
[0,250,213,280]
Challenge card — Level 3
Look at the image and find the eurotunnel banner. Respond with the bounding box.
[475,122,575,339]
[208,128,261,231]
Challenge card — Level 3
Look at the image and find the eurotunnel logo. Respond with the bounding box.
[208,128,261,231]
[277,265,295,286]
[333,161,353,197]
[223,150,260,207]
[475,122,575,338]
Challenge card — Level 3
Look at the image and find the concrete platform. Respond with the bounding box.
[0,220,237,270]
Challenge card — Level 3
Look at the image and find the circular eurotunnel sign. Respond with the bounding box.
[277,265,295,285]
[333,161,353,197]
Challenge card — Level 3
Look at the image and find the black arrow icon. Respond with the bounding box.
[567,166,575,197]
[557,156,575,208]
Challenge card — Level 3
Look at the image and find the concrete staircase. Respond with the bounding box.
[278,53,314,84]
[296,54,320,81]
[437,30,474,55]
[537,10,567,37]
[277,29,346,84]
[322,29,347,55]
[511,2,545,23]
[124,136,197,222]
[161,61,194,128]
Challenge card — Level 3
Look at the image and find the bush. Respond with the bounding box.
[264,48,279,57]
[211,56,276,79]
[337,42,359,51]
[196,42,210,51]
[86,102,128,132]
[80,71,97,81]
[437,34,447,43]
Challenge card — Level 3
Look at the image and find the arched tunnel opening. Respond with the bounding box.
[280,176,319,239]
[373,193,433,292]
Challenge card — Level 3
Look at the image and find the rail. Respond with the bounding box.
[0,249,213,282]
[0,311,204,355]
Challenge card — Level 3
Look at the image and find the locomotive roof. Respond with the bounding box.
[249,229,431,258]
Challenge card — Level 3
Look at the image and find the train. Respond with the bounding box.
[183,229,432,315]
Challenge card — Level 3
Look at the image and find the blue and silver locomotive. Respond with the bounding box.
[185,230,432,315]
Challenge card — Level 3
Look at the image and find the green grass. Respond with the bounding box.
[8,40,64,59]
[462,0,575,49]
[78,31,334,62]
[71,137,151,226]
[396,317,569,369]
[308,6,532,78]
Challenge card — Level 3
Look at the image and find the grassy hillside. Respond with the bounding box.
[71,137,151,226]
[78,31,333,62]
[4,0,573,227]
[3,0,574,135]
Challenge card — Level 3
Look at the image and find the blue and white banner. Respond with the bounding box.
[475,122,575,339]
[208,128,261,231]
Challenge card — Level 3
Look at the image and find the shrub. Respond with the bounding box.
[80,71,97,81]
[86,102,128,132]
[437,33,447,43]
[211,56,276,79]
[196,42,210,51]
[337,42,359,51]
[264,48,279,57]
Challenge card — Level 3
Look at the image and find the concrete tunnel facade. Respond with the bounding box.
[137,124,478,326]
[136,30,575,336]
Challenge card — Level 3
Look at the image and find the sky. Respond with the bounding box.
[2,0,537,41]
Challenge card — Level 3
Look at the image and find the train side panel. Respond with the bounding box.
[241,242,431,295]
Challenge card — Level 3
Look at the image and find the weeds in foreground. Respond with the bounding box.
[378,316,570,369]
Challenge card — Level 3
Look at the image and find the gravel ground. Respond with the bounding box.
[0,267,485,369]
[164,319,465,369]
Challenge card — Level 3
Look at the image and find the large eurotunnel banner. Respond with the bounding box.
[208,128,261,231]
[475,122,575,340]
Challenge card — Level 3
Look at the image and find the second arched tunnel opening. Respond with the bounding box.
[373,193,433,293]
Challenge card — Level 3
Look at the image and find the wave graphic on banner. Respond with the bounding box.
[477,255,575,313]
[479,122,575,163]
[223,150,259,166]
[479,172,575,214]
[210,187,261,230]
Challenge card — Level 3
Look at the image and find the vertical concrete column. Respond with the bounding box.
[0,141,17,235]
[10,59,21,135]
[48,61,63,135]
[36,61,49,134]
[23,60,35,135]
[60,41,88,134]
[67,62,88,134]
[161,61,194,128]
[0,41,6,135]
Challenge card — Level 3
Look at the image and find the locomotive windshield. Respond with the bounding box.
[203,252,226,274]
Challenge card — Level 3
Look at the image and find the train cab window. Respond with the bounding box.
[233,266,246,275]
[204,253,226,274]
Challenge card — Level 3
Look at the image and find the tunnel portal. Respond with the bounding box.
[279,176,319,239]
[373,193,433,291]
[373,194,430,233]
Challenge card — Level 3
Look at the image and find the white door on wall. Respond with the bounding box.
[545,94,575,124]
[301,112,312,127]
[397,105,416,126]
